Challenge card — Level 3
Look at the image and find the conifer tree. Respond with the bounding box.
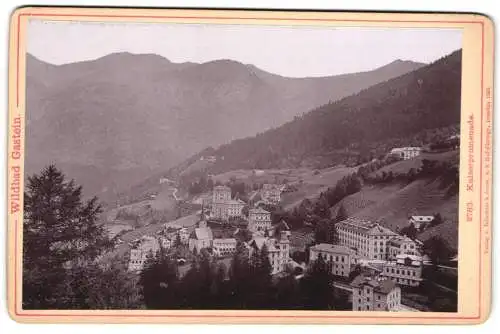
[300,254,335,310]
[139,249,179,309]
[22,165,113,309]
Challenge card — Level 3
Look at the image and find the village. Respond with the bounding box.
[121,142,459,312]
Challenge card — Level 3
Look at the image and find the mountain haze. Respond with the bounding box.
[25,52,424,201]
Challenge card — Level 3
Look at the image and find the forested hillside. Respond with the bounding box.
[199,50,461,174]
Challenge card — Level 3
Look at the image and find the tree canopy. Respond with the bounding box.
[22,165,137,309]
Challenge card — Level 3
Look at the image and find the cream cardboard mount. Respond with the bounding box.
[7,7,494,324]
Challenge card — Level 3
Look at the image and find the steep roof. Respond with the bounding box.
[395,253,422,265]
[190,227,213,240]
[227,199,246,205]
[390,147,422,152]
[250,237,267,250]
[213,238,237,244]
[368,224,397,236]
[214,185,231,191]
[350,274,398,294]
[249,207,270,215]
[249,237,279,252]
[310,243,355,255]
[263,183,280,190]
[249,191,263,202]
[275,219,291,231]
[388,235,414,246]
[337,217,397,237]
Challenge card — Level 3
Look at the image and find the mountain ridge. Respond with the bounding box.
[25,52,426,203]
[166,49,461,179]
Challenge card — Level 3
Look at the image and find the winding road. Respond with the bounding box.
[172,187,180,201]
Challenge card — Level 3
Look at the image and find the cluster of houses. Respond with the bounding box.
[204,184,283,221]
[128,171,439,312]
[309,216,430,311]
[127,224,189,272]
[128,183,290,274]
[187,184,292,275]
[187,217,293,275]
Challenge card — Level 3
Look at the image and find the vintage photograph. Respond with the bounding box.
[21,19,463,313]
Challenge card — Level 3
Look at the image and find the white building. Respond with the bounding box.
[336,217,398,260]
[389,147,422,160]
[212,238,237,257]
[408,215,435,230]
[213,185,231,202]
[179,227,190,244]
[351,274,401,311]
[261,184,282,204]
[128,236,161,272]
[387,236,420,260]
[200,156,217,163]
[381,254,423,287]
[248,231,291,275]
[211,185,245,220]
[248,207,272,233]
[188,220,213,253]
[159,237,172,250]
[309,243,359,277]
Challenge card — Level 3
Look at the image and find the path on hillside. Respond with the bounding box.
[172,187,180,201]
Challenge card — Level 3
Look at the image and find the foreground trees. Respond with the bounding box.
[23,165,139,309]
[137,240,342,310]
[23,165,345,310]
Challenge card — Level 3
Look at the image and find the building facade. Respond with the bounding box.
[249,231,291,275]
[351,275,401,311]
[128,236,160,272]
[261,184,282,204]
[408,215,435,230]
[179,227,190,244]
[248,207,272,232]
[188,220,214,253]
[211,185,245,220]
[387,236,420,260]
[381,254,423,287]
[213,185,231,202]
[389,147,422,160]
[336,218,398,260]
[309,243,358,277]
[212,238,238,257]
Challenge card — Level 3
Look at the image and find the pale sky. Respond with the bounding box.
[27,20,462,78]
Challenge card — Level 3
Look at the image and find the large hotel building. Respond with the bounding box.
[336,217,398,260]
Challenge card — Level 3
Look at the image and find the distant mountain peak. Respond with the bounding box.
[96,51,172,64]
[384,58,426,67]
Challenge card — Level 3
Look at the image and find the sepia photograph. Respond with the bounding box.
[7,7,494,324]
